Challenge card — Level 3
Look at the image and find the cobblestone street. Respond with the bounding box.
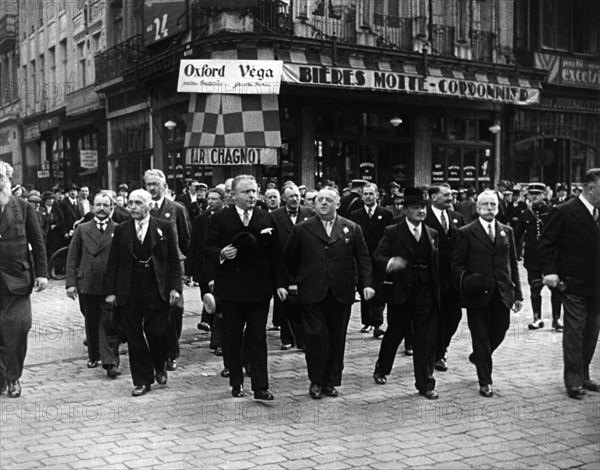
[1,264,599,469]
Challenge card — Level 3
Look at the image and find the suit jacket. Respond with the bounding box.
[177,193,206,220]
[61,198,85,235]
[514,202,552,271]
[338,192,364,218]
[285,215,374,305]
[105,217,183,305]
[538,197,600,297]
[424,207,464,291]
[152,198,191,256]
[350,205,394,256]
[451,219,523,309]
[81,205,130,224]
[0,195,48,295]
[204,205,285,302]
[373,220,441,308]
[65,219,115,295]
[186,210,218,283]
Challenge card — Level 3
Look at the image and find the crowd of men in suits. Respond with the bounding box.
[1,160,599,403]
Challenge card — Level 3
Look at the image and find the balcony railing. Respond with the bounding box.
[254,0,293,35]
[430,24,455,56]
[471,30,495,62]
[370,15,412,50]
[0,15,16,53]
[94,35,145,84]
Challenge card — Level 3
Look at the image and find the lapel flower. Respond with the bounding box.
[500,230,506,237]
[165,212,171,218]
[343,226,349,234]
[345,238,350,244]
[261,228,273,235]
[157,228,163,237]
[377,215,382,220]
[453,219,458,224]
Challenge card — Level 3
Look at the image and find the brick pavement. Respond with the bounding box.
[1,264,599,469]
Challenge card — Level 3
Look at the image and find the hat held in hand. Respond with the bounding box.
[461,272,488,299]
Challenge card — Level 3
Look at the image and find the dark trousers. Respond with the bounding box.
[466,288,510,387]
[376,281,437,392]
[359,295,385,328]
[167,295,183,360]
[301,290,352,387]
[79,294,120,367]
[560,292,600,389]
[221,300,270,391]
[198,282,212,326]
[435,288,462,361]
[0,281,31,383]
[526,269,562,321]
[121,272,170,386]
[276,295,305,347]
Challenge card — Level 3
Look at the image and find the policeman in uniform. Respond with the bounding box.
[515,183,563,331]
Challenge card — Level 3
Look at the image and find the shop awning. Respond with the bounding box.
[183,93,281,166]
[277,50,541,105]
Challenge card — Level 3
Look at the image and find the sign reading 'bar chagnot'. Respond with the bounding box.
[282,64,540,105]
[185,147,278,166]
[177,60,283,94]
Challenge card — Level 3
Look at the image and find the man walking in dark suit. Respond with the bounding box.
[105,189,182,396]
[65,191,121,377]
[271,183,313,350]
[144,169,191,371]
[452,190,522,398]
[204,175,287,401]
[538,168,600,399]
[61,183,85,241]
[424,185,464,372]
[285,186,374,399]
[338,179,366,218]
[371,188,440,399]
[0,169,48,398]
[350,182,393,338]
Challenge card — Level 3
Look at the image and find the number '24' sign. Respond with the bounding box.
[144,0,187,45]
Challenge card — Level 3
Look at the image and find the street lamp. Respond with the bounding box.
[489,122,501,187]
[164,120,177,131]
[390,116,403,127]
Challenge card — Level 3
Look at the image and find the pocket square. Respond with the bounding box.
[261,228,273,235]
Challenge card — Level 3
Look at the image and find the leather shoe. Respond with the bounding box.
[373,328,385,339]
[373,371,387,385]
[435,359,448,372]
[309,382,322,399]
[479,385,493,397]
[197,321,211,332]
[132,384,151,397]
[232,385,244,398]
[106,365,121,378]
[552,319,563,331]
[404,348,413,356]
[215,347,223,356]
[281,344,293,350]
[156,369,168,385]
[221,368,230,378]
[166,359,177,371]
[87,360,99,368]
[322,385,338,397]
[419,389,439,400]
[254,389,274,401]
[583,380,600,392]
[567,386,586,399]
[0,381,6,394]
[360,325,373,333]
[7,380,21,398]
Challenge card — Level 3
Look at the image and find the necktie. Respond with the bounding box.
[325,220,333,237]
[368,207,373,219]
[440,211,448,233]
[97,222,107,233]
[413,226,420,241]
[136,222,144,242]
[488,223,495,241]
[288,210,298,217]
[594,207,599,227]
[242,210,250,227]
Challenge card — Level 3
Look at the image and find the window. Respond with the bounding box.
[48,47,56,85]
[77,41,86,86]
[538,0,599,54]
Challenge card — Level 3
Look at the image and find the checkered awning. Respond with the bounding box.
[184,93,281,148]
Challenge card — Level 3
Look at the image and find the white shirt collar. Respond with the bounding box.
[137,214,150,226]
[235,205,253,218]
[479,217,495,232]
[365,204,377,213]
[94,217,108,225]
[579,194,596,218]
[431,205,446,221]
[406,218,421,233]
[154,197,165,209]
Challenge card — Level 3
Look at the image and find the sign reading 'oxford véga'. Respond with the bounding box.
[186,147,278,166]
[177,60,283,94]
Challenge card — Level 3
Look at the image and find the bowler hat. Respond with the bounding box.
[232,230,258,266]
[118,183,129,191]
[42,191,55,201]
[461,272,488,299]
[403,187,427,206]
[203,293,220,314]
[53,185,65,194]
[67,183,79,191]
[527,182,545,194]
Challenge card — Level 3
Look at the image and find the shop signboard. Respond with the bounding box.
[144,0,188,45]
[432,162,444,183]
[37,170,50,178]
[282,64,540,105]
[177,60,283,94]
[185,147,278,166]
[80,150,98,169]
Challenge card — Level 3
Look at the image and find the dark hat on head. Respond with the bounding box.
[231,230,258,267]
[497,180,511,189]
[389,181,401,188]
[27,191,42,203]
[403,187,427,206]
[461,272,489,299]
[118,183,129,191]
[67,183,79,191]
[196,182,208,190]
[350,179,368,189]
[528,182,546,194]
[42,191,55,201]
[53,185,65,194]
[12,183,24,193]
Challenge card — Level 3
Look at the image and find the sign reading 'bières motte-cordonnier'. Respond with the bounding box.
[177,60,283,94]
